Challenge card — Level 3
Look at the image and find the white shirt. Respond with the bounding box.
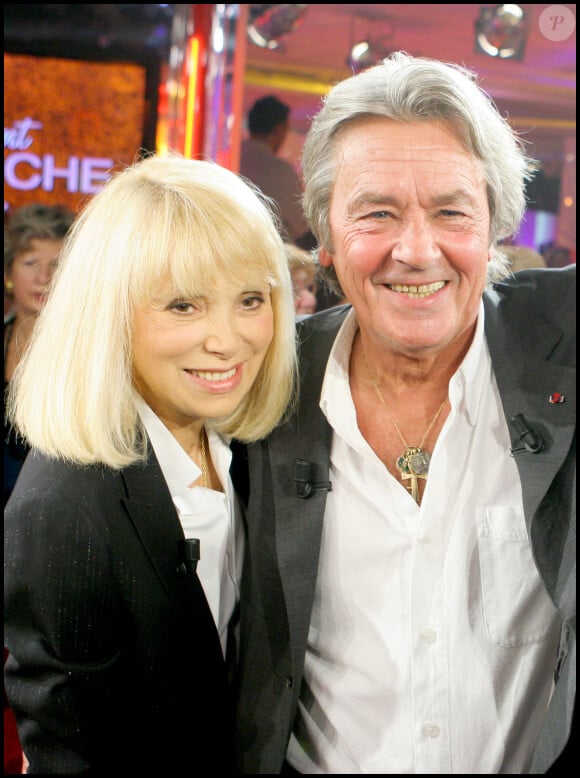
[287,304,562,774]
[136,399,243,657]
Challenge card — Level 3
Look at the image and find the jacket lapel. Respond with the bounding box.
[484,291,575,523]
[269,309,346,660]
[484,286,575,624]
[119,450,218,631]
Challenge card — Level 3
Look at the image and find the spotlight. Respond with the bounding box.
[347,41,377,72]
[247,4,308,50]
[475,4,528,60]
[346,15,396,74]
[346,37,396,73]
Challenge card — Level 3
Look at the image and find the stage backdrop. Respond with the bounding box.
[4,53,147,215]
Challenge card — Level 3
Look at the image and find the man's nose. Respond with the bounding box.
[390,217,442,268]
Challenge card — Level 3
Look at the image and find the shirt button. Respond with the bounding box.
[422,723,440,739]
[416,534,431,546]
[419,628,437,644]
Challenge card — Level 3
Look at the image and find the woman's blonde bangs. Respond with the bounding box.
[127,183,283,304]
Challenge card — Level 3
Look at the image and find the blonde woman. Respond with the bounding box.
[4,154,297,774]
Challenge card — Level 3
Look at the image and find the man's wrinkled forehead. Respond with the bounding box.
[332,118,484,183]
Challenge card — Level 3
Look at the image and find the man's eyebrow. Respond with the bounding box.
[430,189,478,208]
[348,193,400,211]
[348,188,477,212]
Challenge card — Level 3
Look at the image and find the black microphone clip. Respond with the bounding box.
[294,459,332,499]
[178,538,201,576]
[509,413,544,455]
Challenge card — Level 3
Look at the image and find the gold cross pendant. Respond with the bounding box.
[399,469,427,503]
[396,447,429,504]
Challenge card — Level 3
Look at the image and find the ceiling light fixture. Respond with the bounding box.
[346,15,396,74]
[474,4,528,60]
[247,4,308,50]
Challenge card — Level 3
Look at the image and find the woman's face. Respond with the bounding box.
[132,275,274,439]
[5,238,64,319]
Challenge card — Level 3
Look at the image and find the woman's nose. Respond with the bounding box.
[36,261,56,285]
[203,315,241,355]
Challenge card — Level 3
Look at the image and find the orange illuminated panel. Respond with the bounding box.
[4,53,146,214]
[184,36,201,159]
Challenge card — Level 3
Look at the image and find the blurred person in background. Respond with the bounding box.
[544,244,573,269]
[285,243,318,316]
[500,244,547,273]
[4,202,75,506]
[240,95,313,248]
[4,202,74,775]
[4,154,297,774]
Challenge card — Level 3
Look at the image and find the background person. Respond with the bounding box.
[285,243,317,316]
[4,154,297,774]
[542,243,574,269]
[240,95,312,247]
[4,202,75,506]
[234,52,575,774]
[4,202,75,775]
[500,243,547,273]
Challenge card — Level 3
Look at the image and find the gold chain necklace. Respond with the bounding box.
[363,351,447,504]
[199,427,208,488]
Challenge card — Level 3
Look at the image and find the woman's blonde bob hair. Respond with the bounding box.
[7,153,298,468]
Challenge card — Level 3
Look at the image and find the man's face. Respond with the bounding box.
[320,118,492,360]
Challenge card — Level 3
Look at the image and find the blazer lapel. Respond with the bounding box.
[269,310,344,659]
[484,293,575,524]
[119,451,217,632]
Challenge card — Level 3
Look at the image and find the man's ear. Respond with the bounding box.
[318,246,334,268]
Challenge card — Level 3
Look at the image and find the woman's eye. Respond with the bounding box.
[240,294,265,310]
[168,301,196,314]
